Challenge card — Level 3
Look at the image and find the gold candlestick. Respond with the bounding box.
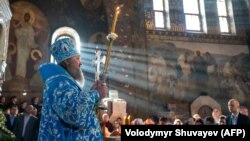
[111,6,121,33]
[97,5,123,111]
[103,5,123,83]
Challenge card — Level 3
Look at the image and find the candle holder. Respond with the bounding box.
[97,5,123,111]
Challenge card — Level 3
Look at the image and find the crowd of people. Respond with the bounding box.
[0,88,250,140]
[99,98,250,138]
[0,95,41,141]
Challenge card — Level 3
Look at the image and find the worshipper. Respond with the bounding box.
[183,117,195,125]
[13,105,38,141]
[37,36,116,141]
[194,118,204,125]
[101,113,114,133]
[144,118,155,125]
[131,118,144,125]
[31,96,42,120]
[239,105,249,117]
[173,118,183,125]
[109,119,121,137]
[5,105,18,132]
[158,116,172,125]
[18,101,28,114]
[218,115,227,125]
[112,119,121,134]
[211,108,222,124]
[5,96,18,109]
[192,113,201,121]
[226,98,250,125]
[204,116,215,125]
[0,96,6,110]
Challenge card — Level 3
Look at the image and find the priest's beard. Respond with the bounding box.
[67,65,85,88]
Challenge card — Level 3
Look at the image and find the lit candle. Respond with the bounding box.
[111,6,121,33]
[102,5,122,83]
[123,115,126,125]
[127,115,131,125]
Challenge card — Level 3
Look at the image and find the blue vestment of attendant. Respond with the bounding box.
[38,63,103,141]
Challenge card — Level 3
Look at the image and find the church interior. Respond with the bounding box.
[0,0,250,131]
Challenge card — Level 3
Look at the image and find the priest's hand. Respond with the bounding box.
[91,80,107,99]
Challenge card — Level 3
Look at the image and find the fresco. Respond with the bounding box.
[147,40,250,113]
[3,1,50,94]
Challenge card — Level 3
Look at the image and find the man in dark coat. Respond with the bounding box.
[14,105,38,141]
[226,98,250,125]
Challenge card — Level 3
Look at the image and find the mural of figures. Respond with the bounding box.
[204,52,217,74]
[176,51,191,80]
[220,54,250,102]
[148,55,167,88]
[147,40,250,113]
[176,51,193,99]
[203,51,219,97]
[89,32,108,48]
[2,1,50,94]
[147,42,178,112]
[189,50,208,93]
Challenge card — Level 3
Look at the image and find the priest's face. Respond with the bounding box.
[65,55,85,87]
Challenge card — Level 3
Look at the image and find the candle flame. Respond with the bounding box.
[115,7,120,14]
[116,4,123,14]
[127,115,130,119]
[127,115,131,125]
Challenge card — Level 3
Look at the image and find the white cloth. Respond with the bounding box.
[106,32,118,41]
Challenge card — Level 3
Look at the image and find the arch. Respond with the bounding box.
[190,95,221,118]
[51,26,81,62]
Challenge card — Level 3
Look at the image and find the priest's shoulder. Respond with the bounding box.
[38,63,68,82]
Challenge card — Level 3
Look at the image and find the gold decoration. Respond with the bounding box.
[103,5,122,79]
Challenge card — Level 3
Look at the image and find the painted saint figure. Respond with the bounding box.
[14,12,38,78]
